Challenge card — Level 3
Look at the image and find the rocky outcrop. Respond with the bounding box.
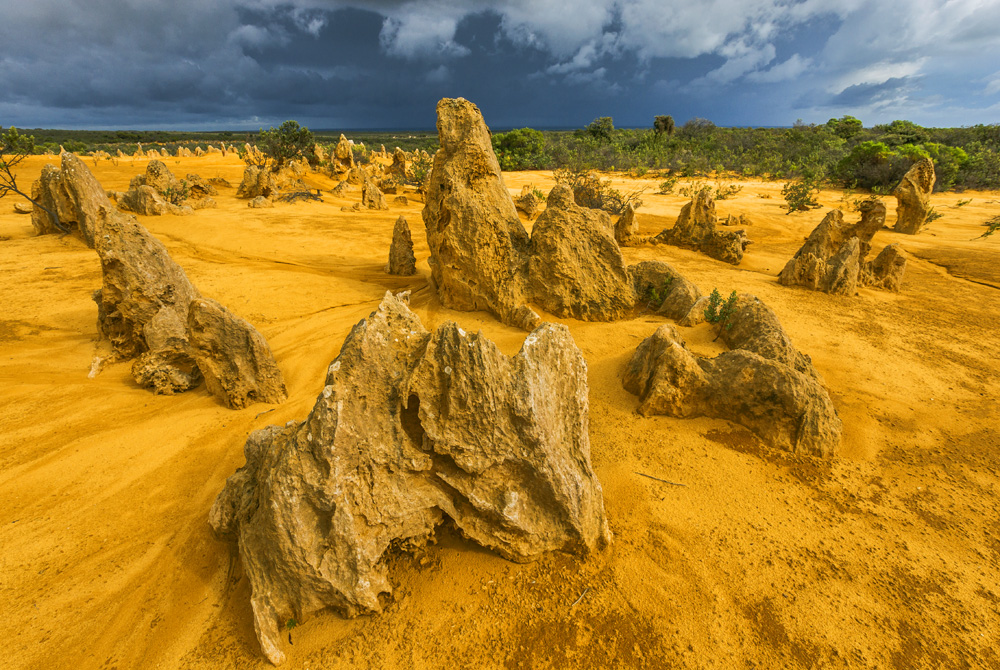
[623,295,840,458]
[390,147,407,181]
[187,298,287,409]
[140,160,183,194]
[393,195,408,206]
[30,151,116,246]
[515,185,541,218]
[331,134,354,174]
[209,293,610,665]
[119,185,168,215]
[362,173,389,210]
[528,184,635,321]
[893,157,935,234]
[93,211,202,393]
[614,203,639,245]
[653,192,751,264]
[387,216,417,276]
[628,260,703,321]
[779,204,906,294]
[422,98,531,326]
[186,174,218,198]
[248,196,274,209]
[237,166,277,199]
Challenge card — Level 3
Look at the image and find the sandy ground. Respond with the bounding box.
[1,154,998,670]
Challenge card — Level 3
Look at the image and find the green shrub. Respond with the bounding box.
[781,174,822,214]
[703,289,739,340]
[554,167,643,215]
[492,128,547,171]
[249,120,314,171]
[584,117,615,142]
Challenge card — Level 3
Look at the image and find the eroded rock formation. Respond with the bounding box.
[515,185,541,218]
[210,292,610,665]
[30,151,115,246]
[893,157,936,234]
[362,173,389,210]
[237,166,277,199]
[653,191,751,264]
[332,134,354,174]
[187,298,287,409]
[614,203,639,245]
[528,184,634,321]
[628,260,703,321]
[422,98,531,325]
[779,204,906,294]
[623,295,840,457]
[387,216,417,276]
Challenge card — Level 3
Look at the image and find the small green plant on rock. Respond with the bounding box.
[977,214,1000,239]
[644,276,675,308]
[658,176,678,194]
[162,180,190,205]
[703,288,739,340]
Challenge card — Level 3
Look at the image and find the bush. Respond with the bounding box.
[492,128,547,171]
[247,120,314,171]
[405,152,433,189]
[585,117,614,142]
[782,174,822,214]
[703,289,739,340]
[653,115,675,137]
[554,167,643,215]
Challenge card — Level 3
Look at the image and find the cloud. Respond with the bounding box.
[746,54,812,83]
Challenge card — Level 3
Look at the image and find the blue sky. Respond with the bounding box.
[1,0,998,130]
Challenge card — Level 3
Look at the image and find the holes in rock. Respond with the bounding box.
[401,394,426,449]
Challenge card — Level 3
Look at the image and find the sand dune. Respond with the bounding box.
[1,154,998,669]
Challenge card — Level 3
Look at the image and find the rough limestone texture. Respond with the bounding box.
[187,298,287,409]
[13,202,31,214]
[362,173,389,210]
[653,192,751,264]
[628,260,703,321]
[237,166,277,199]
[331,180,350,197]
[623,295,840,457]
[93,211,202,393]
[119,185,168,216]
[615,203,639,246]
[779,204,906,294]
[528,184,635,321]
[30,151,116,246]
[332,134,354,174]
[209,293,610,665]
[387,216,417,276]
[422,98,531,326]
[248,196,274,209]
[515,185,541,218]
[893,157,936,234]
[390,147,408,181]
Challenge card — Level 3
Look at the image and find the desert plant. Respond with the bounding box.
[703,288,739,340]
[658,176,679,194]
[923,207,943,226]
[585,117,615,142]
[644,276,675,308]
[162,180,190,206]
[492,128,547,171]
[714,182,743,200]
[0,126,67,232]
[531,186,547,202]
[954,198,972,207]
[405,152,433,189]
[782,175,821,214]
[978,215,1000,239]
[553,167,643,215]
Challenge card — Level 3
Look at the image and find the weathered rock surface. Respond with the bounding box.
[422,98,531,326]
[628,260,703,321]
[623,295,840,457]
[779,204,906,294]
[210,293,610,665]
[248,196,274,209]
[331,180,350,197]
[13,202,32,214]
[614,203,639,245]
[390,147,407,181]
[515,185,541,218]
[528,184,635,321]
[187,298,287,409]
[30,152,116,246]
[332,134,354,174]
[362,173,389,210]
[893,157,936,235]
[186,174,218,198]
[653,192,751,264]
[387,216,417,276]
[119,185,168,215]
[393,195,408,206]
[237,166,277,199]
[93,211,201,392]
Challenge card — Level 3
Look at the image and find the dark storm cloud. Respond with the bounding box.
[1,0,999,129]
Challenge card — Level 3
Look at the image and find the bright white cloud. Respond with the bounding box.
[746,54,812,83]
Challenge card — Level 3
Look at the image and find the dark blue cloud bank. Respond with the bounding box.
[1,0,998,129]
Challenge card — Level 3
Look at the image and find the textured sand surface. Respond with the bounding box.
[1,155,998,669]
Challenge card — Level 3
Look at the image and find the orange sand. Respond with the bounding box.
[1,155,998,669]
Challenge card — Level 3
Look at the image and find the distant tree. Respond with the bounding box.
[826,115,863,140]
[0,126,67,232]
[247,120,315,171]
[653,115,675,137]
[585,116,615,142]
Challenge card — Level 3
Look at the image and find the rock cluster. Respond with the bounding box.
[30,151,115,247]
[236,165,277,200]
[93,210,285,406]
[779,204,906,294]
[361,172,389,210]
[893,157,936,234]
[210,292,610,665]
[515,185,541,218]
[424,98,678,329]
[387,216,417,275]
[653,192,751,264]
[331,134,354,174]
[623,294,841,457]
[118,160,209,215]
